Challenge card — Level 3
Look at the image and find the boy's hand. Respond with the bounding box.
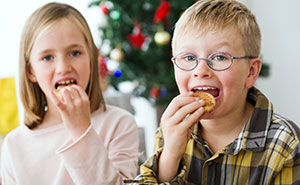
[51,85,91,140]
[161,93,205,158]
[158,93,205,183]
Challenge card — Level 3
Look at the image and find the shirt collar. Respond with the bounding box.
[227,87,273,154]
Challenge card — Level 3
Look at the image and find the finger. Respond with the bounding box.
[179,107,205,131]
[65,85,81,100]
[168,100,205,125]
[162,95,200,120]
[71,85,88,100]
[60,87,73,103]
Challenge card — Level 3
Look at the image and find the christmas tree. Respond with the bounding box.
[89,0,196,106]
[89,0,270,106]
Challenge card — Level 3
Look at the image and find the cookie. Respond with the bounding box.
[192,91,216,112]
[54,87,63,99]
[53,85,72,99]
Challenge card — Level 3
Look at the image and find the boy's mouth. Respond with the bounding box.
[55,80,77,90]
[192,86,220,98]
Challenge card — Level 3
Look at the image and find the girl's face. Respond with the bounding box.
[28,18,90,106]
[173,27,259,119]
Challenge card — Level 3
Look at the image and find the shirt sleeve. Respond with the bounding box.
[1,136,16,185]
[124,127,186,185]
[56,115,139,185]
[272,143,300,185]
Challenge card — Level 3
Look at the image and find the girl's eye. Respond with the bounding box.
[42,55,53,61]
[70,50,81,57]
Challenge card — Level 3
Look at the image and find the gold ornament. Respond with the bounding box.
[154,31,171,45]
[110,48,124,61]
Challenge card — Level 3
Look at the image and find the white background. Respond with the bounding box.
[0,0,299,157]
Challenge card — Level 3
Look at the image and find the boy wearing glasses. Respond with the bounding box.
[126,0,300,184]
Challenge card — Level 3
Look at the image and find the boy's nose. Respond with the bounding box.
[193,59,213,78]
[55,57,72,74]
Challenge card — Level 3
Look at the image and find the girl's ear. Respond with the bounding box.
[26,64,37,82]
[245,58,262,88]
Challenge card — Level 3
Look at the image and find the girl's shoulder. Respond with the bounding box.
[91,105,137,131]
[93,104,134,120]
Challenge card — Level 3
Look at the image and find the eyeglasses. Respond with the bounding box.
[171,51,256,71]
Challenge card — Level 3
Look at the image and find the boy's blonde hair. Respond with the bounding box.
[19,2,105,129]
[172,0,261,57]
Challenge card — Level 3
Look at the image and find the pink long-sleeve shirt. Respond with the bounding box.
[1,105,139,185]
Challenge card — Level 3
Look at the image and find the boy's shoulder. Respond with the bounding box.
[265,113,300,154]
[270,113,300,140]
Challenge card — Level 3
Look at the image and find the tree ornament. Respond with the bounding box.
[98,55,109,77]
[127,22,148,49]
[106,59,120,71]
[99,4,109,15]
[153,0,170,26]
[154,30,171,45]
[150,87,160,98]
[113,69,122,78]
[110,48,124,61]
[160,87,168,96]
[110,10,121,20]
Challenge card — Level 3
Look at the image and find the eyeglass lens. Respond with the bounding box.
[174,52,233,71]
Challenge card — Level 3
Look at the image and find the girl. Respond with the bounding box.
[1,2,139,185]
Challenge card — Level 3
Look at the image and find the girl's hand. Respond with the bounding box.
[51,85,91,140]
[160,92,205,160]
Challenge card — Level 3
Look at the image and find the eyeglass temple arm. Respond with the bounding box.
[232,56,256,59]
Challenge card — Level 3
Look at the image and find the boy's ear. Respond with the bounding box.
[245,58,262,88]
[26,64,37,83]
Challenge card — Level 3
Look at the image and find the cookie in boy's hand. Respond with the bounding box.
[192,92,216,112]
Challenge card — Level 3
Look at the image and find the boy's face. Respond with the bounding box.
[173,27,259,119]
[28,18,90,106]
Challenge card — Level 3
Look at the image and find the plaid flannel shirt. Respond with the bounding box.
[124,87,300,185]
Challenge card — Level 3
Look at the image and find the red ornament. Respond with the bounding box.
[127,23,147,49]
[98,55,109,77]
[153,0,170,26]
[150,87,160,98]
[99,4,109,15]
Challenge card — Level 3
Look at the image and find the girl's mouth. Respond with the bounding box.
[55,80,77,89]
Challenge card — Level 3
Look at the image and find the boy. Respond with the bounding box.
[125,0,300,184]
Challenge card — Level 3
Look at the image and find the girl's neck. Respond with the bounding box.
[33,102,62,130]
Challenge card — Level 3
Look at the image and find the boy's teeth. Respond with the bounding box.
[194,87,216,91]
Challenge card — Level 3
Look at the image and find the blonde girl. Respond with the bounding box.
[1,2,138,184]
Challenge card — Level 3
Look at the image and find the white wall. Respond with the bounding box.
[245,0,300,124]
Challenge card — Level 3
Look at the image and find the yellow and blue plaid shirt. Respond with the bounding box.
[124,87,300,185]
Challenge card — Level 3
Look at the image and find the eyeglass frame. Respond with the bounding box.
[171,51,256,71]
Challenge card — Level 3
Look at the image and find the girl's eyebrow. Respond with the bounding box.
[67,44,84,49]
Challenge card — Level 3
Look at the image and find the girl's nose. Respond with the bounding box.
[55,56,72,74]
[192,59,213,78]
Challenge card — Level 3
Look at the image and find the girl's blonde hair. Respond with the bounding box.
[172,0,261,57]
[19,2,105,129]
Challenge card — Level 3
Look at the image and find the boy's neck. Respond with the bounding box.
[200,102,254,154]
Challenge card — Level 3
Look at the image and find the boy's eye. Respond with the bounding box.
[183,55,196,62]
[42,55,53,61]
[70,50,81,57]
[211,54,229,62]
